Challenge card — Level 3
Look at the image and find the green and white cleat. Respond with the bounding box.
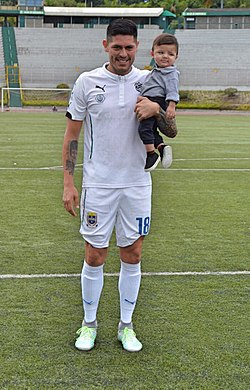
[75,326,97,351]
[118,327,142,352]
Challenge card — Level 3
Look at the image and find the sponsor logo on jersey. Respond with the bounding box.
[134,81,143,92]
[95,94,105,103]
[95,84,106,92]
[87,212,98,227]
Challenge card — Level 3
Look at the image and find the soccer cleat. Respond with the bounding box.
[145,152,160,172]
[161,145,173,169]
[75,326,97,351]
[118,327,143,352]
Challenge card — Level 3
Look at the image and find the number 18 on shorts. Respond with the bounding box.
[80,186,152,248]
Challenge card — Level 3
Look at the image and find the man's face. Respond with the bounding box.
[103,35,139,76]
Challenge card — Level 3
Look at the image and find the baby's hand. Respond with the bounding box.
[166,107,176,120]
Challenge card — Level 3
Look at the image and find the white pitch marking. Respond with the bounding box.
[0,167,249,172]
[0,167,63,171]
[175,158,250,161]
[0,164,82,171]
[156,168,250,172]
[0,158,250,171]
[0,271,249,280]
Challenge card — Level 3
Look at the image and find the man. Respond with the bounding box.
[62,19,167,353]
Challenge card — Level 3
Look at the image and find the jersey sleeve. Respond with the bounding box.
[66,75,87,120]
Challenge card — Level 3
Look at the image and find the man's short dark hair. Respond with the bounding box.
[107,19,138,41]
[152,33,179,55]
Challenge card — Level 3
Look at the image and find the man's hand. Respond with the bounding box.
[63,185,79,217]
[134,96,160,121]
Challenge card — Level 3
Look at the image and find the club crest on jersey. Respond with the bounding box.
[87,212,98,228]
[95,94,105,103]
[134,82,142,92]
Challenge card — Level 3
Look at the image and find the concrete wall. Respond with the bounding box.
[14,27,250,90]
[14,27,162,88]
[175,29,250,90]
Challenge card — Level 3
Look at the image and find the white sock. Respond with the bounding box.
[118,260,141,324]
[81,261,104,324]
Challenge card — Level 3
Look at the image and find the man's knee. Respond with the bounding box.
[119,237,144,264]
[85,242,107,266]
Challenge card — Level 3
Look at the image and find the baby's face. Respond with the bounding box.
[152,44,178,68]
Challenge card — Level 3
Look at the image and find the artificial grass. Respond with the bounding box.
[0,276,249,389]
[0,112,249,389]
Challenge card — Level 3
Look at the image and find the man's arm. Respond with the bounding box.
[134,97,177,138]
[62,118,83,217]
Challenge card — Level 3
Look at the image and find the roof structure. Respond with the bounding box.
[44,7,165,17]
[182,8,250,17]
[161,10,176,17]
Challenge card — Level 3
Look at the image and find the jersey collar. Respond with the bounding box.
[102,63,136,81]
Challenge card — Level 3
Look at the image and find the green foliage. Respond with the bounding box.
[56,82,70,89]
[103,0,120,6]
[179,90,190,100]
[179,101,222,109]
[178,90,250,110]
[22,99,68,106]
[0,16,16,27]
[224,87,238,97]
[45,0,78,6]
[168,19,179,29]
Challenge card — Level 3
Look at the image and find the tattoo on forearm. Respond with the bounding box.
[156,108,177,138]
[66,140,78,175]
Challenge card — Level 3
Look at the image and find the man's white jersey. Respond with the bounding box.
[67,64,151,188]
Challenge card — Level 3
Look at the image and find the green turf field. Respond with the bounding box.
[0,112,249,389]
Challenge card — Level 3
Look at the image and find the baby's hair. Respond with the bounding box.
[152,33,179,55]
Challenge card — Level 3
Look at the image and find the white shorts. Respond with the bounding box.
[80,186,152,248]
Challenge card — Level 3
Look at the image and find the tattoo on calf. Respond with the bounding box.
[66,140,78,175]
[156,108,177,138]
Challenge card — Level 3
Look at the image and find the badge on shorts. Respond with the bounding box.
[87,212,98,228]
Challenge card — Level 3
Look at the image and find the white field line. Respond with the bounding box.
[157,168,250,172]
[0,158,249,172]
[0,270,249,280]
[0,167,64,171]
[175,157,250,161]
[1,167,250,172]
[0,164,82,171]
